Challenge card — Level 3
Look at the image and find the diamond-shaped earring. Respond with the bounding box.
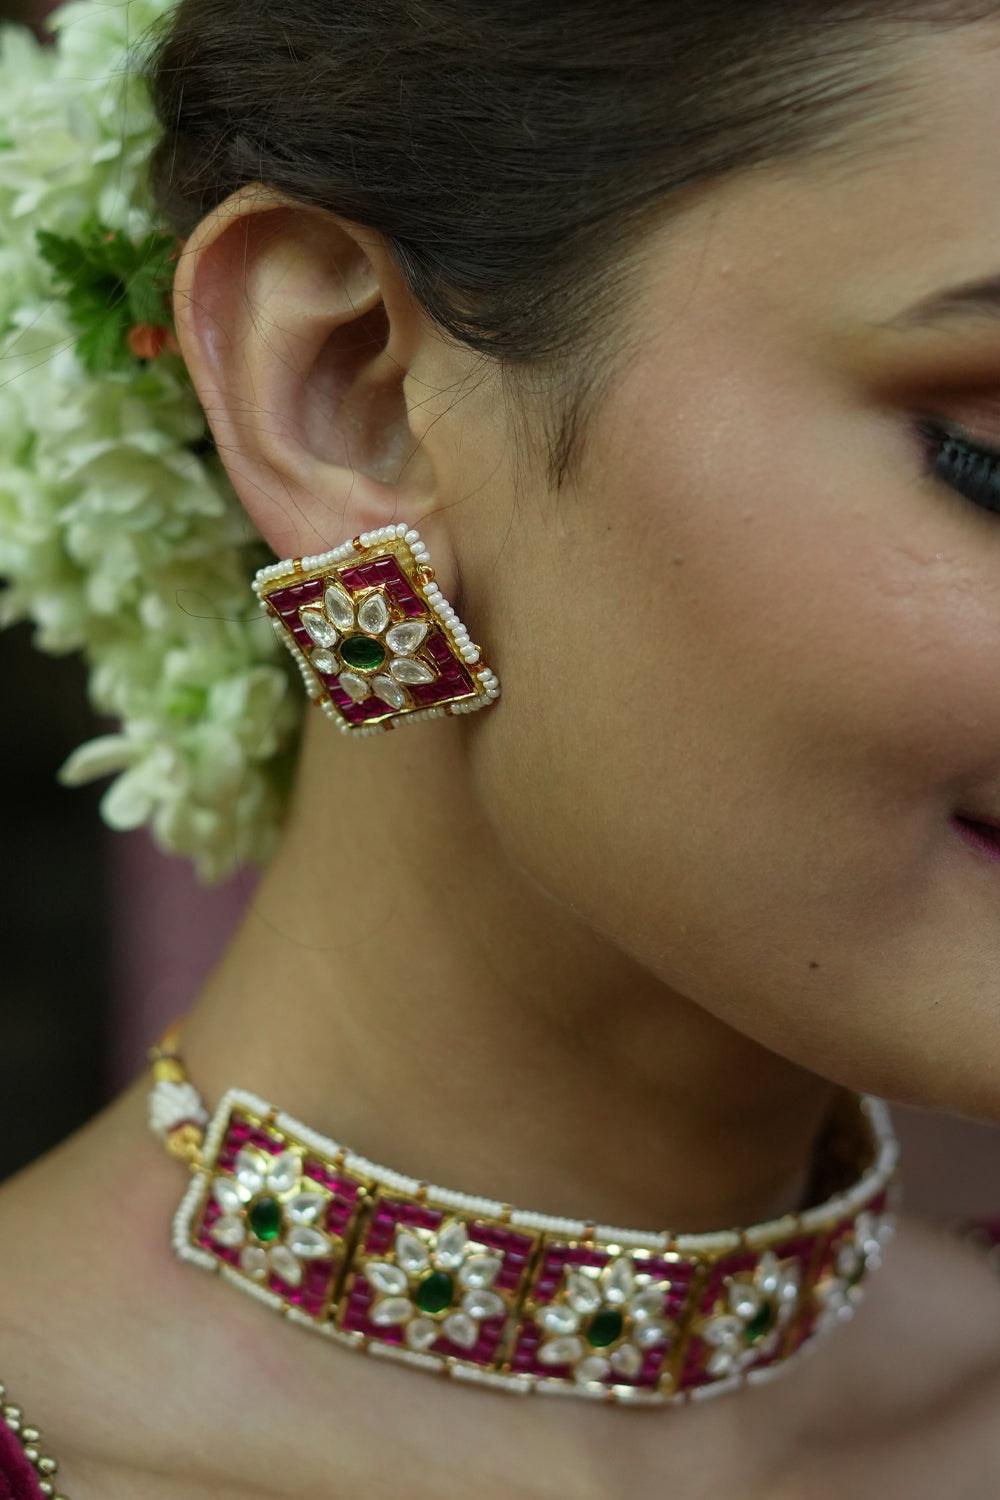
[253,525,500,737]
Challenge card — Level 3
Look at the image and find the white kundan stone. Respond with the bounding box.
[630,1287,667,1321]
[234,1149,266,1196]
[212,1177,244,1215]
[300,611,338,648]
[211,1214,246,1248]
[266,1151,300,1195]
[458,1254,501,1290]
[434,1220,469,1270]
[373,675,407,709]
[462,1289,504,1321]
[366,1262,409,1297]
[538,1336,585,1367]
[406,1318,440,1352]
[390,657,434,685]
[284,1192,325,1225]
[566,1273,602,1317]
[310,648,339,675]
[611,1343,643,1378]
[538,1303,580,1336]
[325,583,355,631]
[604,1258,635,1307]
[729,1286,759,1319]
[396,1232,431,1274]
[372,1297,415,1327]
[269,1244,303,1288]
[338,671,369,702]
[358,593,389,634]
[240,1245,269,1280]
[386,621,428,654]
[576,1355,610,1384]
[286,1226,329,1259]
[634,1318,670,1350]
[442,1312,478,1350]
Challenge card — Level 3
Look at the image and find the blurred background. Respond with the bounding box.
[0,0,996,1227]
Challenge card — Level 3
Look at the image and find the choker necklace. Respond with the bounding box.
[148,1033,900,1408]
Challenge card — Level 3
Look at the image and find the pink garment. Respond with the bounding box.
[0,1422,44,1500]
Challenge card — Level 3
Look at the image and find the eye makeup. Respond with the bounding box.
[915,416,1000,517]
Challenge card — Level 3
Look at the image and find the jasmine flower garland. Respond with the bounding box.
[0,0,302,882]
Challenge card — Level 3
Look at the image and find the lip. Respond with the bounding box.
[951,813,1000,864]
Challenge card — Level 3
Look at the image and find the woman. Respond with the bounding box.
[1,1,999,1495]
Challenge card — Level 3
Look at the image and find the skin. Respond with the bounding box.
[2,20,1000,1500]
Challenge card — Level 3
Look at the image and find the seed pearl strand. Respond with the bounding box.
[0,1383,67,1498]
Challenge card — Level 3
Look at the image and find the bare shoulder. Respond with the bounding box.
[766,1211,1000,1500]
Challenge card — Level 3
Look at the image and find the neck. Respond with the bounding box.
[182,711,837,1235]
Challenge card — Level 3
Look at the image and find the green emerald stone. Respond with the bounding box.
[415,1270,454,1315]
[587,1309,624,1349]
[340,634,386,671]
[248,1196,282,1243]
[745,1301,776,1345]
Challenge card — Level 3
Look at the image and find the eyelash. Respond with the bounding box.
[916,416,1000,517]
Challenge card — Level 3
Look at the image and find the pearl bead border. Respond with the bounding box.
[168,1085,900,1407]
[251,525,501,735]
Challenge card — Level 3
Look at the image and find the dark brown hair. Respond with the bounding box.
[140,2,995,483]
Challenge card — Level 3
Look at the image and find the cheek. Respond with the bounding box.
[470,340,1000,1096]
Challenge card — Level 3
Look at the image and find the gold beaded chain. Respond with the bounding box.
[0,1382,67,1499]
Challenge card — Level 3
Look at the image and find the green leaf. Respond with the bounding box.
[35,217,180,375]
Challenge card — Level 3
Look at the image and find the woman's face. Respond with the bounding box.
[435,27,1000,1122]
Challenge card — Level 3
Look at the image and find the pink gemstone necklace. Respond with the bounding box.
[148,1030,900,1407]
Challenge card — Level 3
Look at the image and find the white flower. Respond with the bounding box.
[363,1219,506,1354]
[0,0,302,883]
[209,1147,333,1289]
[699,1251,801,1380]
[535,1256,673,1385]
[813,1209,892,1335]
[298,581,436,710]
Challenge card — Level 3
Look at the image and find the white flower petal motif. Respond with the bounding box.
[434,1220,469,1270]
[338,671,369,702]
[603,1257,635,1307]
[373,675,407,709]
[390,657,435,685]
[300,610,337,648]
[212,1177,246,1215]
[538,1336,585,1367]
[539,1303,581,1337]
[358,592,389,635]
[269,1243,303,1288]
[701,1315,744,1347]
[266,1150,301,1195]
[233,1148,266,1197]
[462,1289,505,1321]
[386,621,428,655]
[211,1214,246,1249]
[324,583,356,632]
[310,648,338,675]
[611,1344,643,1378]
[566,1272,602,1317]
[442,1312,478,1349]
[285,1226,330,1259]
[367,1262,409,1297]
[372,1297,415,1327]
[576,1355,611,1384]
[395,1232,431,1275]
[284,1192,327,1225]
[240,1245,269,1279]
[459,1254,502,1290]
[406,1318,439,1352]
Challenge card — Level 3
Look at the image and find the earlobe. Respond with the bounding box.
[171,184,438,565]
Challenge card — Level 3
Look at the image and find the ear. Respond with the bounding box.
[170,183,449,571]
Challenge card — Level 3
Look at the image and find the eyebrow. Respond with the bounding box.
[886,273,1000,329]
